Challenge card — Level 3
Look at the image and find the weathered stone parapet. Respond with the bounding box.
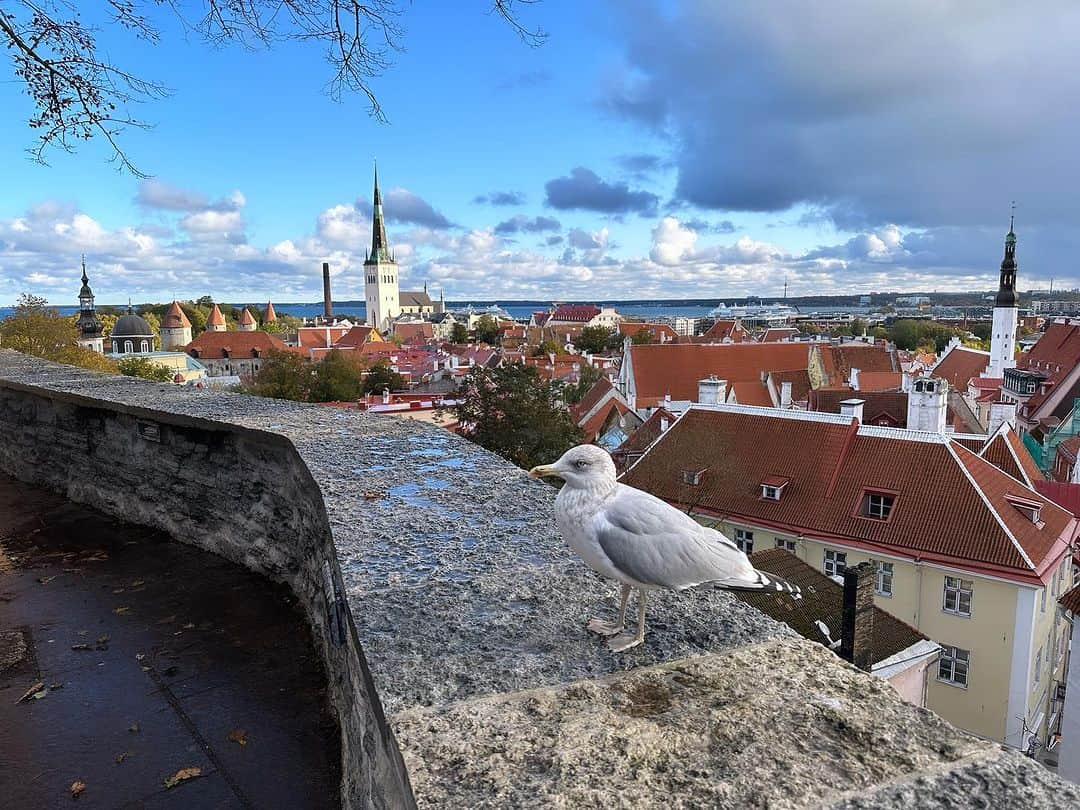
[1,350,1076,808]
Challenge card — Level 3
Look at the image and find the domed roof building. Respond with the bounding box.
[110,304,156,355]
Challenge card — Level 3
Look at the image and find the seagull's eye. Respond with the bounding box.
[575,460,588,469]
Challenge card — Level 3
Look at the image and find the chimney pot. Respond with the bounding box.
[780,380,793,408]
[840,561,875,672]
[839,398,865,423]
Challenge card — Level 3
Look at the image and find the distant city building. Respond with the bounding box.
[399,287,435,316]
[532,305,622,328]
[110,305,156,355]
[364,165,400,332]
[74,258,104,354]
[1033,301,1080,315]
[160,301,192,351]
[895,295,931,306]
[185,330,287,378]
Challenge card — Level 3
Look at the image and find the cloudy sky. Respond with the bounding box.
[2,0,1078,306]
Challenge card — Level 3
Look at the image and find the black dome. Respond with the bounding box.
[112,313,154,338]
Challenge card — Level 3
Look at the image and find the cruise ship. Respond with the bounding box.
[707,301,798,326]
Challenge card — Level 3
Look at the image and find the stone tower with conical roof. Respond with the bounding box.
[363,163,400,332]
[74,257,104,354]
[238,307,257,332]
[206,303,227,332]
[988,209,1020,379]
[161,301,193,350]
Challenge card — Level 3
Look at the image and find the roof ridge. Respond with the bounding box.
[825,418,860,499]
[947,442,1036,570]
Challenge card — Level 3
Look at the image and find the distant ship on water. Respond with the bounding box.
[707,301,798,325]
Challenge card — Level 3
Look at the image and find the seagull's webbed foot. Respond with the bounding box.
[607,630,644,652]
[586,618,624,637]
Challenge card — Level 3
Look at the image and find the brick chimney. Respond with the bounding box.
[322,262,333,320]
[839,398,864,423]
[840,561,875,672]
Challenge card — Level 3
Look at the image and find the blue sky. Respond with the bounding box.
[2,1,1078,306]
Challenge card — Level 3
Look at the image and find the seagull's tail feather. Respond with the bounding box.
[710,569,802,599]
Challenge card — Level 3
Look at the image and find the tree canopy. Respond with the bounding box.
[450,322,469,344]
[0,1,543,175]
[118,356,174,382]
[361,359,406,395]
[451,364,583,470]
[0,293,116,372]
[474,314,500,345]
[564,363,602,404]
[577,325,614,354]
[246,349,314,401]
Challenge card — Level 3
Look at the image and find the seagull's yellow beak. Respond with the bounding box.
[529,464,559,480]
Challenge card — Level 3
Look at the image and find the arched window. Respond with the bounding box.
[125,340,133,353]
[140,340,149,353]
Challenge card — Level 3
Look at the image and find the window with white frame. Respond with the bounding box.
[734,529,754,554]
[875,561,894,596]
[761,485,782,501]
[824,549,847,577]
[1034,646,1043,689]
[943,576,973,616]
[775,538,796,552]
[862,492,895,520]
[938,645,969,687]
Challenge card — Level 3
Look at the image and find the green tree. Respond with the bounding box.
[564,363,603,404]
[309,350,362,402]
[246,350,313,401]
[450,364,584,470]
[535,339,566,356]
[475,314,500,345]
[577,325,614,354]
[361,359,407,395]
[0,293,117,372]
[450,322,469,344]
[630,329,653,345]
[118,356,174,382]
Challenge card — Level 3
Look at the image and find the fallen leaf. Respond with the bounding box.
[135,653,145,661]
[130,579,145,587]
[113,607,130,615]
[36,576,56,585]
[363,491,381,499]
[70,780,86,799]
[17,681,44,703]
[227,728,248,745]
[71,643,91,651]
[115,751,130,765]
[164,767,202,789]
[128,723,140,733]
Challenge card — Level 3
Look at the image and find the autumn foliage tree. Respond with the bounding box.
[0,293,116,372]
[451,364,583,470]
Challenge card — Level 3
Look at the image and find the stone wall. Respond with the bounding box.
[2,350,1078,809]
[0,354,414,810]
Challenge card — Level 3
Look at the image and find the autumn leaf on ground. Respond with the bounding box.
[227,728,248,745]
[128,723,140,733]
[37,575,56,585]
[70,780,86,799]
[16,681,44,703]
[113,606,130,615]
[115,751,130,764]
[164,767,202,789]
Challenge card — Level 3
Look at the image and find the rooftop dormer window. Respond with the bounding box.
[1005,494,1043,525]
[859,490,896,521]
[681,468,706,486]
[760,475,790,501]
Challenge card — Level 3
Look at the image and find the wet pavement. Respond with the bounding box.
[0,475,341,809]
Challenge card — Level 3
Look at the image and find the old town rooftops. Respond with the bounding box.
[620,403,1073,583]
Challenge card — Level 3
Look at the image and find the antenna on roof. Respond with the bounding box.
[1009,200,1016,233]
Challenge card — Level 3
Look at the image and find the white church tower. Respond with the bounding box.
[987,212,1019,379]
[363,164,400,333]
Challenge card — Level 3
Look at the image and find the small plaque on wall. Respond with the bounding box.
[136,420,161,443]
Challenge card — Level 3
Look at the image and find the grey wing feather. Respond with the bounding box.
[594,485,757,590]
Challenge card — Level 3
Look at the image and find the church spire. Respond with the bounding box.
[995,203,1018,308]
[368,161,392,264]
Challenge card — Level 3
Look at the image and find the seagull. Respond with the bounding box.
[530,444,800,652]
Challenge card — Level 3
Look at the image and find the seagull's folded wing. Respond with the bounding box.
[593,485,755,590]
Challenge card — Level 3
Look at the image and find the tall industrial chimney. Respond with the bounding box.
[322,262,333,320]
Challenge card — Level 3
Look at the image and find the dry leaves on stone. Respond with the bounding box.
[70,780,86,799]
[164,767,202,789]
[17,680,45,703]
[113,606,131,615]
[227,728,248,745]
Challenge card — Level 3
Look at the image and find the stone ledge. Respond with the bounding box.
[393,638,997,809]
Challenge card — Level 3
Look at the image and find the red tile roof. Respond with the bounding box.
[580,399,633,442]
[297,326,352,350]
[700,319,753,343]
[620,406,1073,582]
[1017,322,1080,417]
[612,407,675,465]
[628,343,811,406]
[206,303,226,328]
[931,346,989,390]
[238,307,256,326]
[569,377,616,423]
[186,330,287,359]
[264,301,277,323]
[1059,582,1080,614]
[618,322,679,343]
[760,328,800,342]
[333,326,383,349]
[819,344,898,386]
[856,371,903,392]
[728,381,772,407]
[394,322,435,343]
[163,301,191,329]
[550,305,602,322]
[737,549,927,665]
[979,427,1044,487]
[1058,435,1080,464]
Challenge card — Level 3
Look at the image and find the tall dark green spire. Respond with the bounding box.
[367,161,393,264]
[995,204,1018,308]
